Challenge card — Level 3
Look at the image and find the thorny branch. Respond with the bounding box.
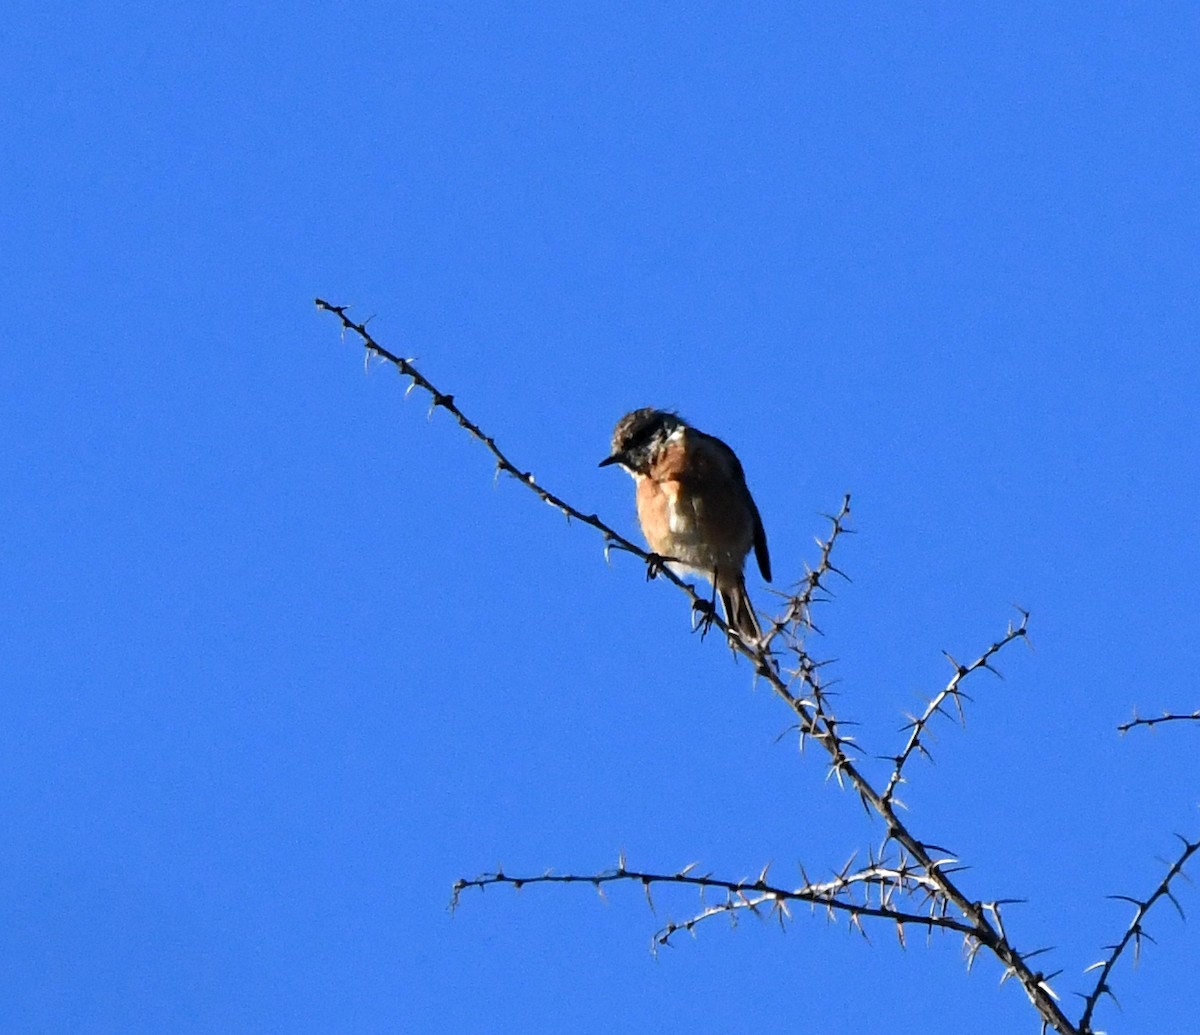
[313,300,731,639]
[318,299,1193,1035]
[451,851,980,948]
[759,497,853,649]
[1077,835,1200,1033]
[1118,710,1200,734]
[882,613,1030,810]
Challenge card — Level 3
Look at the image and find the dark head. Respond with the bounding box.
[598,408,684,475]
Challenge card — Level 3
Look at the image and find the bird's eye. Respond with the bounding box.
[627,424,656,450]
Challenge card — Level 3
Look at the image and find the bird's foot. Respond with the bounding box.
[691,598,717,639]
[644,553,669,581]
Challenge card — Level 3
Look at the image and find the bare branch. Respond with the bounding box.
[882,611,1030,808]
[451,857,981,945]
[314,299,735,637]
[1077,835,1200,1033]
[760,496,853,650]
[1118,710,1200,734]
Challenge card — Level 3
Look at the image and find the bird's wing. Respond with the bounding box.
[701,431,771,583]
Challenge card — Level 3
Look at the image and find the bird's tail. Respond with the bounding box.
[718,577,763,645]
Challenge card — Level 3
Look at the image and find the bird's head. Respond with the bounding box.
[598,408,684,475]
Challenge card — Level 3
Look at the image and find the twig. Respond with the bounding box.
[761,497,853,649]
[1118,710,1200,734]
[314,299,736,639]
[451,856,980,945]
[882,612,1030,808]
[1077,835,1200,1033]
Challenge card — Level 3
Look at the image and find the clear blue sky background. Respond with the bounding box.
[4,3,1198,1033]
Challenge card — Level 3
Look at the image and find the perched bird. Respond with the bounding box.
[599,408,771,642]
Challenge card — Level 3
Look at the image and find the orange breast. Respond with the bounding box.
[634,432,754,577]
[635,474,675,556]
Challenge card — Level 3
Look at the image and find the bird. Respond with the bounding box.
[599,408,771,643]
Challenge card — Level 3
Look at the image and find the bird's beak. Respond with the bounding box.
[598,454,622,468]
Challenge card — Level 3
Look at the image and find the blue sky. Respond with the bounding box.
[4,3,1199,1032]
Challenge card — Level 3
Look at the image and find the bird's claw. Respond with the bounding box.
[645,553,669,581]
[691,598,717,639]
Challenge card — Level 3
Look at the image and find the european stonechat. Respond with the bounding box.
[599,408,771,642]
